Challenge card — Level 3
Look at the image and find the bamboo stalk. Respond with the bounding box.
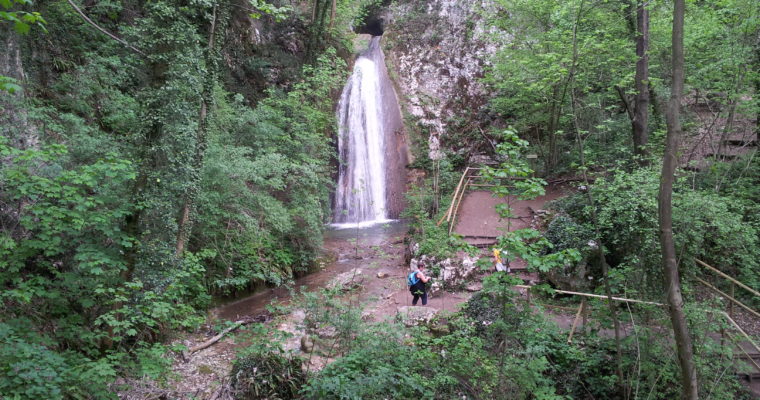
[513,285,664,306]
[696,277,760,319]
[695,259,760,298]
[567,300,585,343]
[449,178,471,235]
[438,167,469,226]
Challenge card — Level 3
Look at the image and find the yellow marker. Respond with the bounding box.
[493,248,502,264]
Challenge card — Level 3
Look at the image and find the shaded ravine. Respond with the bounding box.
[216,35,408,320]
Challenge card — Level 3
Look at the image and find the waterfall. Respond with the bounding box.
[333,37,393,227]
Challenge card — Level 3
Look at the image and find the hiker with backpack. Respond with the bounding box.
[407,263,431,306]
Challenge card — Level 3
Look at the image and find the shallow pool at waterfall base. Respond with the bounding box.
[329,218,397,230]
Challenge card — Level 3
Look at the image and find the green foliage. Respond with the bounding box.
[483,129,547,203]
[695,153,760,230]
[93,254,208,342]
[0,136,201,395]
[303,277,603,399]
[486,0,636,172]
[0,322,117,399]
[485,0,760,174]
[195,49,346,294]
[296,287,364,355]
[479,128,580,272]
[0,0,46,34]
[248,0,291,22]
[496,228,581,273]
[288,270,749,400]
[550,167,760,295]
[403,186,476,260]
[0,139,134,301]
[230,347,305,400]
[0,75,22,94]
[0,0,356,394]
[302,324,428,399]
[543,213,596,254]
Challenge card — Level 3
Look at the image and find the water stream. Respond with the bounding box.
[213,221,407,321]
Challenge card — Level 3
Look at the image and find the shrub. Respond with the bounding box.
[230,350,305,400]
[301,324,428,400]
[549,168,760,295]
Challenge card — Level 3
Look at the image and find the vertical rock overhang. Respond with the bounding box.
[370,37,408,219]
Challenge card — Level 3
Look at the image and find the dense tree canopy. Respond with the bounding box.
[1,0,759,398]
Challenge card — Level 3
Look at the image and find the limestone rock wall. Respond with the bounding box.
[382,0,500,160]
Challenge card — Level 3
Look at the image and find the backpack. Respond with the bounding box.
[407,271,420,286]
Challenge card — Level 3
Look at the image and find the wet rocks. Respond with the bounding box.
[315,326,338,339]
[384,0,501,159]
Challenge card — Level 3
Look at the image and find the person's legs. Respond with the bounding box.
[421,291,427,306]
[412,291,419,305]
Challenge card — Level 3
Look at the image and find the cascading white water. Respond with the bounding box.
[333,37,391,227]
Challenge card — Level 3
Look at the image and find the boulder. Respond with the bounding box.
[327,268,364,291]
[427,254,479,294]
[544,255,593,292]
[315,326,338,339]
[396,306,438,327]
[300,335,314,353]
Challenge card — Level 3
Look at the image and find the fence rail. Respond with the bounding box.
[513,281,760,374]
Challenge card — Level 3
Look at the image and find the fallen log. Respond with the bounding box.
[183,314,268,360]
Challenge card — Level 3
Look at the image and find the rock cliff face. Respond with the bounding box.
[222,0,312,104]
[381,0,500,160]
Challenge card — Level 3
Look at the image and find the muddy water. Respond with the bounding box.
[212,221,407,321]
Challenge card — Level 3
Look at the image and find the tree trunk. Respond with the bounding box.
[650,85,665,133]
[755,46,759,144]
[546,84,563,174]
[633,0,650,161]
[659,0,698,398]
[122,59,167,282]
[329,0,336,30]
[0,26,38,151]
[176,6,219,256]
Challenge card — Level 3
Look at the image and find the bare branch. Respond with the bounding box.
[66,0,145,56]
